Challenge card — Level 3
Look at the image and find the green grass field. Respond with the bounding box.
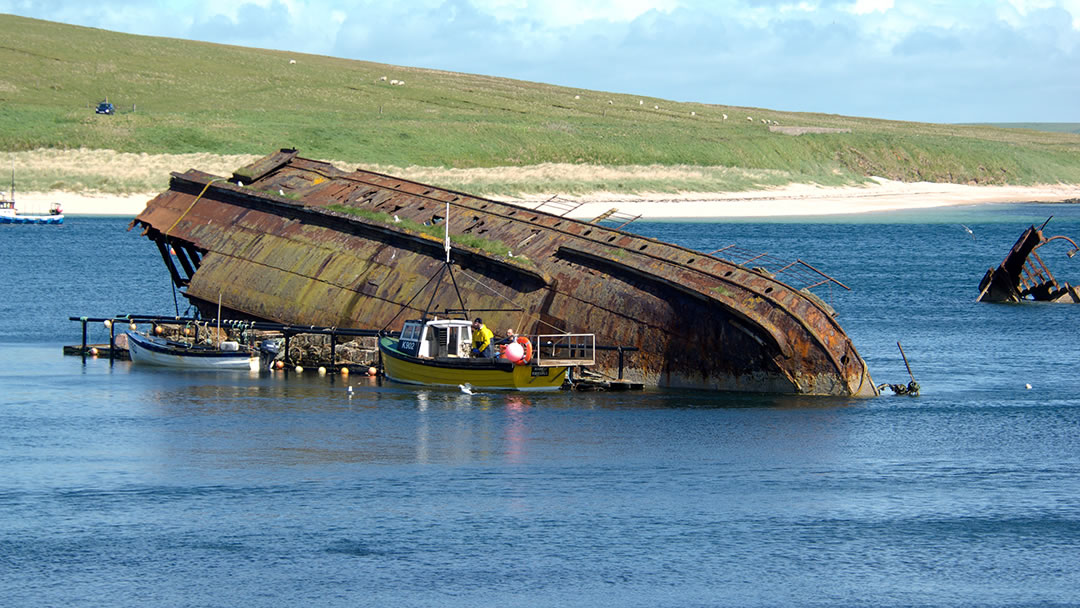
[2,14,1079,195]
[974,123,1080,135]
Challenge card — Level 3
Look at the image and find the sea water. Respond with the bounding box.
[1,208,1078,607]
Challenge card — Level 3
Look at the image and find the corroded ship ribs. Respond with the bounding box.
[977,217,1080,303]
[132,149,877,396]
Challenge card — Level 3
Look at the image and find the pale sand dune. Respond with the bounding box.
[503,178,1080,219]
[7,149,1078,218]
[14,178,1080,219]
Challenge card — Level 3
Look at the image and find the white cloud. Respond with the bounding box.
[850,0,894,15]
[473,0,678,26]
[778,2,820,14]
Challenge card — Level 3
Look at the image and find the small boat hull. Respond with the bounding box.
[379,336,567,391]
[0,214,63,224]
[126,331,256,370]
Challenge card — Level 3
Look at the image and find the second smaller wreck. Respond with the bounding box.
[977,217,1080,303]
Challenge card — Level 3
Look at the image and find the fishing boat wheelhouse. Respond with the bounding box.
[379,318,595,391]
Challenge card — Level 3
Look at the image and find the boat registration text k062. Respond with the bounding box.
[531,366,550,377]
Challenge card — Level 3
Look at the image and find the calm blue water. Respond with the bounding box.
[2,208,1079,607]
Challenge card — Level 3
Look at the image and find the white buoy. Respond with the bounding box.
[103,319,112,329]
[318,366,327,375]
[294,365,303,373]
[129,322,137,331]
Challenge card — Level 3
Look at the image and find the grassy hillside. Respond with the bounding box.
[2,13,1080,195]
[977,123,1080,135]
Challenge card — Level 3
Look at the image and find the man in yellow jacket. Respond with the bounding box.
[471,317,495,357]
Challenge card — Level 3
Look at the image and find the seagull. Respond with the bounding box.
[459,383,474,395]
[393,214,401,223]
[961,224,975,240]
[279,189,285,196]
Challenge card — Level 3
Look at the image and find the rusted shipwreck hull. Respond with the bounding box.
[977,218,1080,303]
[132,149,877,396]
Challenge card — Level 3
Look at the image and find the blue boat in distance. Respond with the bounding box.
[0,199,64,224]
[1,165,63,224]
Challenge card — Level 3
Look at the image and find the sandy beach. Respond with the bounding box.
[14,178,1080,219]
[503,178,1080,219]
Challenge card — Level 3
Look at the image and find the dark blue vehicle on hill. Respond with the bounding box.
[95,101,114,115]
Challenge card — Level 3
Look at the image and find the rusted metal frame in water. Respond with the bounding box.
[172,169,803,309]
[151,236,188,287]
[276,165,691,271]
[1020,252,1056,295]
[978,219,1080,303]
[182,173,862,391]
[154,175,555,289]
[134,152,874,395]
[170,238,198,280]
[574,242,854,361]
[783,259,851,291]
[556,244,854,387]
[169,156,839,320]
[707,244,848,294]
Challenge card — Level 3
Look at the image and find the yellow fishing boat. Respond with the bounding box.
[379,318,594,392]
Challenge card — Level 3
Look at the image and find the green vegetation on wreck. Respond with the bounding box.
[326,204,531,265]
[2,14,1080,191]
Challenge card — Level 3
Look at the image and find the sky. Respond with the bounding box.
[4,0,1079,123]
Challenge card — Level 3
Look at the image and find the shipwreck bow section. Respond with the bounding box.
[977,218,1080,303]
[132,149,877,396]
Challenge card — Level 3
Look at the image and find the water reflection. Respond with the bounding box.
[3,346,872,477]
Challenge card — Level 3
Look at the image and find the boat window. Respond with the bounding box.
[401,322,423,342]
